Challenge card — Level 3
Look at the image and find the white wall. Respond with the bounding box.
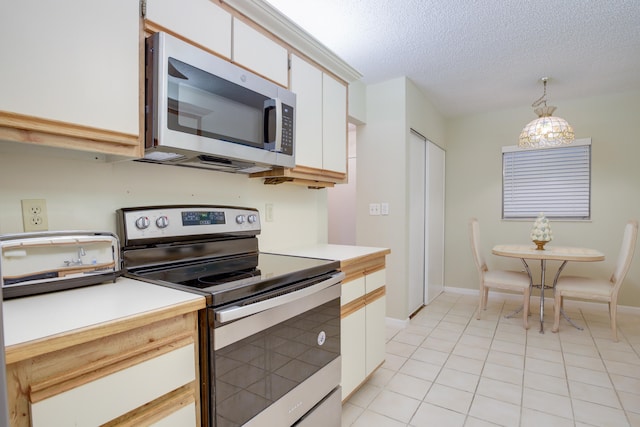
[445,90,640,307]
[0,143,328,252]
[348,80,367,125]
[356,77,446,321]
[328,126,357,245]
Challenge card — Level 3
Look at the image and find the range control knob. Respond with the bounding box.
[156,215,169,229]
[134,216,150,230]
[235,215,246,224]
[247,214,258,224]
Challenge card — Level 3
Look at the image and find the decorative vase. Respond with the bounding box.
[530,212,553,250]
[532,240,547,250]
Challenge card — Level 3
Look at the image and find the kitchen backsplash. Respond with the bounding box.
[0,143,328,251]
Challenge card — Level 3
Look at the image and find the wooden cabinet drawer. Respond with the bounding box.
[30,343,196,426]
[341,277,365,305]
[151,403,197,426]
[365,269,386,293]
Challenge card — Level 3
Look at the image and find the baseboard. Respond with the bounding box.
[443,285,640,314]
[385,317,409,329]
[384,287,640,330]
[443,286,478,296]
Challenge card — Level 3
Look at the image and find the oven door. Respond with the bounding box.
[210,273,342,427]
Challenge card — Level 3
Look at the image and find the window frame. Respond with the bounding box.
[502,138,592,221]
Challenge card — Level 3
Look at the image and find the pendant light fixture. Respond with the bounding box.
[518,77,575,149]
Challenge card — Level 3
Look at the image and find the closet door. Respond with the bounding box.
[408,131,426,315]
[426,142,445,303]
[408,131,445,314]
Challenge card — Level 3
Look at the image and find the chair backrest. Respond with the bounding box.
[611,220,639,296]
[469,218,487,273]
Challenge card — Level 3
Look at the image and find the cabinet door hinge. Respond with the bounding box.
[140,0,146,17]
[288,58,291,70]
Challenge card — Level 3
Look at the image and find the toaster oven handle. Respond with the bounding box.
[216,271,344,323]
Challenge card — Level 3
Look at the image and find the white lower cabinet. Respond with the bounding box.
[31,344,195,426]
[6,310,202,427]
[341,308,366,400]
[340,268,386,401]
[151,404,197,427]
[364,269,386,376]
[365,295,386,376]
[341,277,366,399]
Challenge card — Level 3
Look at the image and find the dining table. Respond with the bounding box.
[491,244,605,333]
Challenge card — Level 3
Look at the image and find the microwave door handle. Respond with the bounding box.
[273,98,283,152]
[264,98,283,152]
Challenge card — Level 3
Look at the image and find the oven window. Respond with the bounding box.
[213,298,340,426]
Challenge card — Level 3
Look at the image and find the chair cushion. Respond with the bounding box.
[555,276,613,300]
[484,270,530,290]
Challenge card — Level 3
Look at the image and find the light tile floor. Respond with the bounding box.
[342,292,640,427]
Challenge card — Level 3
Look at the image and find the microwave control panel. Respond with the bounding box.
[281,103,294,155]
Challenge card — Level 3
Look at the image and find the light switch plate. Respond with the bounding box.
[265,203,274,222]
[381,202,389,215]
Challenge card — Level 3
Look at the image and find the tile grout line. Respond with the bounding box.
[406,293,471,425]
[582,307,636,427]
[344,293,640,427]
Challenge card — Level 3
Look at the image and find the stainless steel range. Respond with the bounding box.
[116,205,343,427]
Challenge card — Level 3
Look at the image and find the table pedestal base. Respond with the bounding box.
[493,244,604,334]
[518,259,583,333]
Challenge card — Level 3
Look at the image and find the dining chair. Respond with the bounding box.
[552,220,638,341]
[469,218,532,329]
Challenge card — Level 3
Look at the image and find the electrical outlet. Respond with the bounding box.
[21,199,48,232]
[369,203,381,216]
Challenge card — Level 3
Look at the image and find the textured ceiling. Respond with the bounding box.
[265,0,640,118]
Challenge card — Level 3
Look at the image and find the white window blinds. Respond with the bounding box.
[502,139,591,220]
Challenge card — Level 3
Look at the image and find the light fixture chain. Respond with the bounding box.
[531,79,547,108]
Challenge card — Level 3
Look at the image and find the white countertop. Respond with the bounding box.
[268,244,390,261]
[3,277,204,347]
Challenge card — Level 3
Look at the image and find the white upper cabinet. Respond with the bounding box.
[0,0,139,139]
[145,0,232,59]
[322,73,347,174]
[290,54,347,176]
[290,54,323,169]
[232,18,288,87]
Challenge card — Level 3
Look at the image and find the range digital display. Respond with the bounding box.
[182,211,225,226]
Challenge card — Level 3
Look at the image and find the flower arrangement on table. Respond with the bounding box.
[530,212,553,250]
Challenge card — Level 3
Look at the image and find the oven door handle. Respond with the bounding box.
[216,271,345,323]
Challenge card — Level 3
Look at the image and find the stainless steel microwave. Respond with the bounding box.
[143,32,296,173]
